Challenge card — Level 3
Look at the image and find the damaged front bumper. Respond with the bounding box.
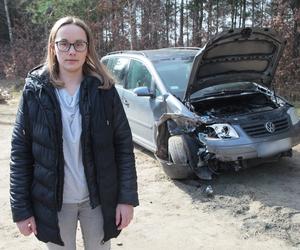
[198,121,300,162]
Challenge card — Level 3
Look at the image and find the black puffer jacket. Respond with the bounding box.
[10,65,139,245]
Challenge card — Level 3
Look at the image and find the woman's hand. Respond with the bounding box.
[115,204,134,230]
[16,216,37,236]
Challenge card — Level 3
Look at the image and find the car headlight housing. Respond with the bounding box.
[208,124,239,139]
[287,107,300,125]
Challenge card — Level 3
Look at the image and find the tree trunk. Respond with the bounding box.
[120,6,125,39]
[174,0,177,45]
[191,0,197,45]
[231,0,235,29]
[178,0,184,46]
[98,21,104,56]
[151,0,160,48]
[185,0,189,46]
[231,0,238,29]
[252,0,255,27]
[216,0,219,33]
[165,0,171,46]
[4,0,12,43]
[207,0,213,40]
[291,1,300,58]
[128,0,138,49]
[191,0,203,46]
[238,1,242,28]
[141,0,151,48]
[242,0,246,28]
[260,1,264,27]
[110,0,119,50]
[199,1,203,45]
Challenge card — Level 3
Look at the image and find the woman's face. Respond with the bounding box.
[54,24,88,75]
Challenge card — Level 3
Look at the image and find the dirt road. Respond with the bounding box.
[0,97,300,250]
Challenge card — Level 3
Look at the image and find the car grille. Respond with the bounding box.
[241,117,289,137]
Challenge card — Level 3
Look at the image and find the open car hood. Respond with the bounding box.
[184,28,285,101]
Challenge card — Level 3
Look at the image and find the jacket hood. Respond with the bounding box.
[28,64,49,78]
[25,64,51,90]
[184,27,285,101]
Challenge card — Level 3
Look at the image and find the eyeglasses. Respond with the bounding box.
[55,40,88,52]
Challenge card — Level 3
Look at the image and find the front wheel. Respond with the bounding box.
[163,135,197,179]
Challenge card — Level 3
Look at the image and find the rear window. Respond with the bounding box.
[103,57,130,86]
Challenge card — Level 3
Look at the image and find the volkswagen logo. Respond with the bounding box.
[265,121,275,133]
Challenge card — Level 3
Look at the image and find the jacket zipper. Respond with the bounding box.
[79,81,96,208]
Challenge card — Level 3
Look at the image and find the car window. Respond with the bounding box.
[104,57,129,86]
[102,58,108,65]
[127,60,152,90]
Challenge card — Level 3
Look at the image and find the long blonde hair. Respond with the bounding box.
[45,16,114,89]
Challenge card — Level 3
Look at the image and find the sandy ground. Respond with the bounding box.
[0,97,300,250]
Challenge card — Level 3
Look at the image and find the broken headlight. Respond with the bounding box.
[208,124,239,139]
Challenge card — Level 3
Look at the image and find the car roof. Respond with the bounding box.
[106,47,201,61]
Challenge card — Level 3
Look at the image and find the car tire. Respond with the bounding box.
[164,135,196,179]
[168,135,188,164]
[160,161,193,179]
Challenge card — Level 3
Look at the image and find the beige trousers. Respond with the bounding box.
[46,201,110,250]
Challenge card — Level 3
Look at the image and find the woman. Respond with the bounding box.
[10,16,138,249]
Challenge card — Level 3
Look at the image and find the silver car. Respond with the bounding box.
[102,27,300,180]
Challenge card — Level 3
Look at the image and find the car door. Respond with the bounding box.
[122,59,165,152]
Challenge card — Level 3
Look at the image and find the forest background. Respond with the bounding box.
[0,0,300,101]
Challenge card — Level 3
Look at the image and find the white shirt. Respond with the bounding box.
[55,87,89,203]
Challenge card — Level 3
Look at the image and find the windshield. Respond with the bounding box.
[190,82,262,100]
[152,56,194,99]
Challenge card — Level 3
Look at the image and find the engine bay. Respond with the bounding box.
[191,92,278,118]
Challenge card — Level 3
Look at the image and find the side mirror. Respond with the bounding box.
[133,86,155,98]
